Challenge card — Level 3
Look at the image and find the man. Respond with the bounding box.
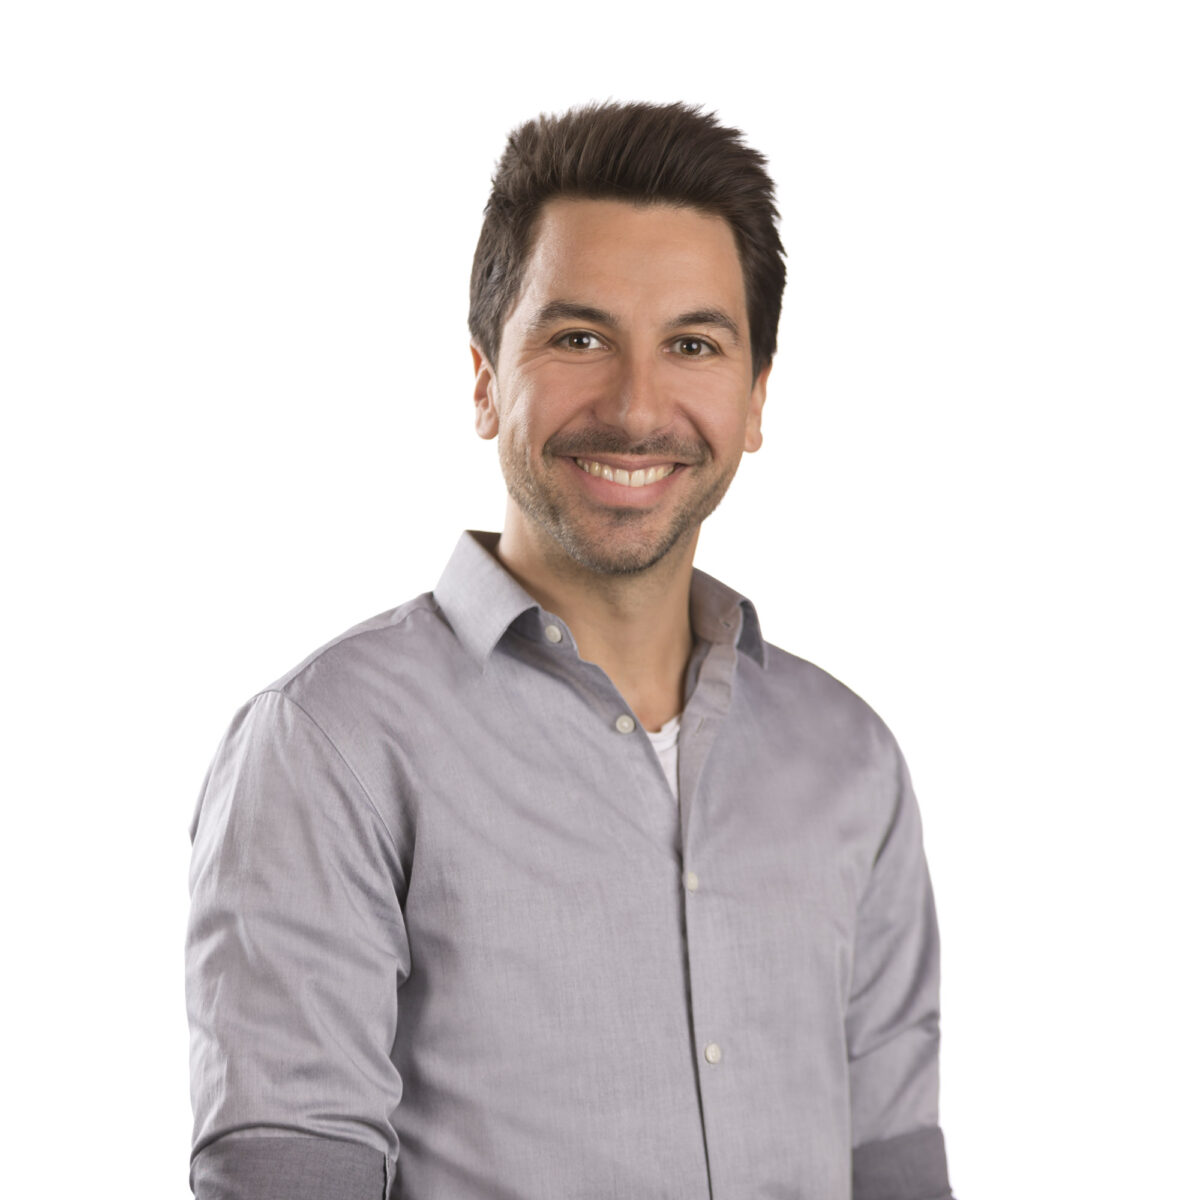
[186,101,955,1200]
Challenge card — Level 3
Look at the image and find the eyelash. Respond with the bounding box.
[554,331,718,356]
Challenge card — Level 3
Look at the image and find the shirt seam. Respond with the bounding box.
[261,687,402,849]
[268,595,442,693]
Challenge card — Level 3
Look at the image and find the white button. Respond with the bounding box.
[544,624,563,644]
[704,1042,723,1065]
[685,871,699,893]
[614,714,636,734]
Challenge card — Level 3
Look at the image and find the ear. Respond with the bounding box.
[743,362,771,453]
[471,344,500,440]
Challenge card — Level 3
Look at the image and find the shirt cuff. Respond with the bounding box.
[852,1126,954,1200]
[190,1135,388,1200]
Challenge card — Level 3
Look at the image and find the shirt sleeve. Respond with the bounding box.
[185,690,409,1200]
[846,743,955,1200]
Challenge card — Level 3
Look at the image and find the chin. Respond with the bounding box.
[564,546,672,576]
[553,517,692,577]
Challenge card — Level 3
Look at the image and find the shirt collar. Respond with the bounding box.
[433,531,539,665]
[434,530,766,669]
[690,566,767,667]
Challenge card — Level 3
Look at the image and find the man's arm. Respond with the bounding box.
[185,690,408,1200]
[846,744,955,1200]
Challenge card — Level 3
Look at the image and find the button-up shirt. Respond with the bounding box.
[186,531,954,1200]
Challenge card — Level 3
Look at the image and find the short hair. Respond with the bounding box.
[469,101,786,379]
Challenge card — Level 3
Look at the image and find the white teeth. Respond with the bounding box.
[574,459,676,488]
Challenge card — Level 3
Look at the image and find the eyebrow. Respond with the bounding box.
[672,309,742,346]
[526,301,620,335]
[526,301,743,346]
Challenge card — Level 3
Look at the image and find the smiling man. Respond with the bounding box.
[186,102,955,1200]
[473,196,768,731]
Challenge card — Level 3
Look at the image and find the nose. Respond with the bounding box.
[593,346,674,444]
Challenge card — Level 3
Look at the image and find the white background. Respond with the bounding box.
[3,2,1196,1195]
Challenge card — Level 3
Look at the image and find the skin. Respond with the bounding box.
[471,198,770,730]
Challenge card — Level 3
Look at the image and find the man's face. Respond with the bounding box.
[472,197,768,577]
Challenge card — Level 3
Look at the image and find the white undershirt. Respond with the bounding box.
[644,713,682,801]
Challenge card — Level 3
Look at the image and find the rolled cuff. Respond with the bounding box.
[852,1125,953,1200]
[190,1135,388,1200]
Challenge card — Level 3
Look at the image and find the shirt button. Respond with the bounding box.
[704,1042,723,1065]
[544,624,563,644]
[614,714,636,734]
[685,871,699,893]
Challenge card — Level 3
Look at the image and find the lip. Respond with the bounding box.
[560,454,687,505]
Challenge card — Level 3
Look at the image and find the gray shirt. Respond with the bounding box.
[186,530,954,1200]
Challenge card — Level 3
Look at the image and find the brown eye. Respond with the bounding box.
[676,337,712,357]
[560,331,602,350]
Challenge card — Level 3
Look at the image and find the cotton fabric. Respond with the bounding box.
[186,530,953,1199]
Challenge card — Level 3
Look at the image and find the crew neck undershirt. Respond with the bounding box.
[644,713,682,802]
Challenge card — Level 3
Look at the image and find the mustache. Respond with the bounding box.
[545,429,707,465]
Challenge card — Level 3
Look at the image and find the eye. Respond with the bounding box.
[556,330,606,351]
[673,336,716,357]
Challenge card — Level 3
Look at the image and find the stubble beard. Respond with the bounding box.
[500,439,738,577]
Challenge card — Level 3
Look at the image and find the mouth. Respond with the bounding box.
[572,458,678,489]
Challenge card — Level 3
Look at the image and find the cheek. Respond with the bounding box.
[497,396,542,465]
[685,380,753,445]
[538,355,619,397]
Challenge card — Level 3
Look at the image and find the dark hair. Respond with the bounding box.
[469,101,786,378]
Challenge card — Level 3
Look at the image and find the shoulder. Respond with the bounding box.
[196,593,460,853]
[747,638,903,766]
[732,642,918,860]
[249,591,458,730]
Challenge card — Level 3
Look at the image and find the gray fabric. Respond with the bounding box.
[191,1136,387,1200]
[186,530,949,1199]
[853,1126,954,1200]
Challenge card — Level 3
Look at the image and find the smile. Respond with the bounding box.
[573,459,677,488]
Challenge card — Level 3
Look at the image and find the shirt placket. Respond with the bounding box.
[531,608,745,1199]
[677,635,742,1200]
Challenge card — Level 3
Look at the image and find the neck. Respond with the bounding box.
[495,508,697,731]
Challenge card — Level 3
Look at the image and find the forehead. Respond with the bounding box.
[515,198,746,315]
